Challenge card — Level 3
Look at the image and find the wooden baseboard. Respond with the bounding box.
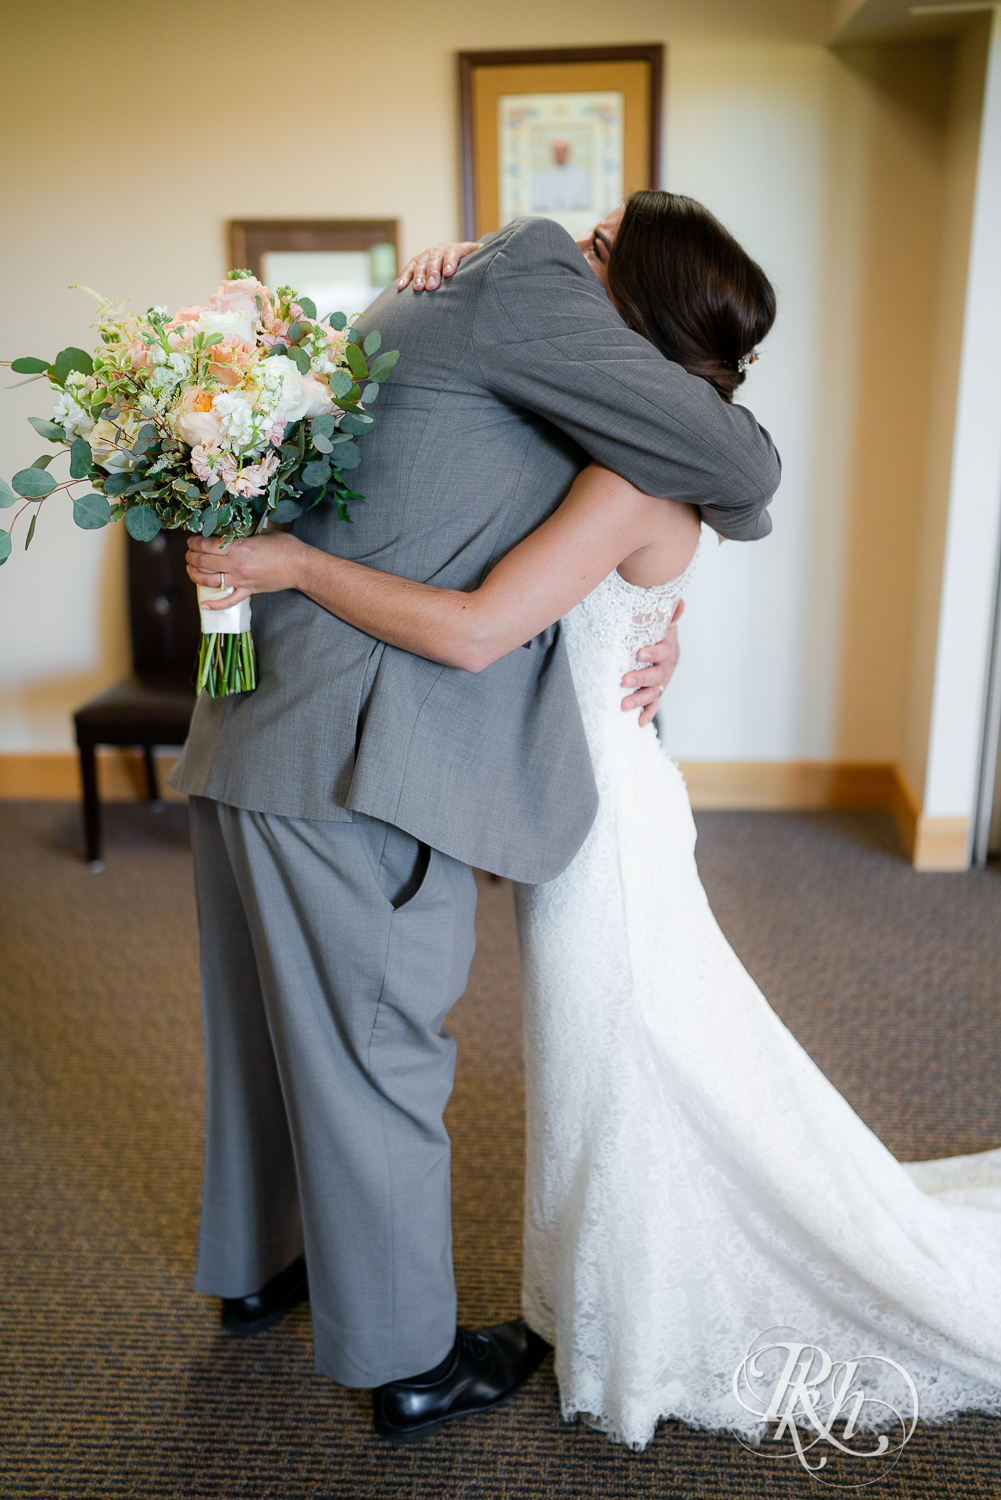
[0,753,972,870]
[0,750,184,803]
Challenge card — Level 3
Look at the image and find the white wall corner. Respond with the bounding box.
[923,9,1001,835]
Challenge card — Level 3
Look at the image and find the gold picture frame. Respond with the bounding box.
[458,46,663,242]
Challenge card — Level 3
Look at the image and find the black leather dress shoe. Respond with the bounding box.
[372,1318,551,1443]
[221,1254,308,1338]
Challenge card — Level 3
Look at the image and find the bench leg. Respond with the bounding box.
[78,740,103,870]
[143,745,163,806]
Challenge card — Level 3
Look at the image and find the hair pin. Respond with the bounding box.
[738,350,761,375]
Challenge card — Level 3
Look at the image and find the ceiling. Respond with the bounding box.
[831,0,996,43]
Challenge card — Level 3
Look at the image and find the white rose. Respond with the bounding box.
[89,417,136,472]
[260,354,310,422]
[299,373,334,418]
[195,307,255,348]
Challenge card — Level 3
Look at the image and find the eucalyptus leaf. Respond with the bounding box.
[208,479,226,505]
[339,413,375,436]
[344,343,367,380]
[6,375,47,389]
[0,478,18,508]
[30,454,55,470]
[11,356,49,374]
[287,319,311,344]
[297,296,317,320]
[287,345,310,375]
[328,311,347,331]
[368,349,400,383]
[327,369,353,399]
[201,508,219,538]
[69,437,93,479]
[266,343,289,358]
[332,443,361,471]
[302,459,331,488]
[311,414,336,438]
[363,332,382,356]
[312,432,333,454]
[0,529,11,564]
[52,346,94,383]
[72,492,111,530]
[271,498,303,524]
[28,416,66,442]
[103,472,132,497]
[362,382,380,404]
[12,467,57,499]
[347,326,363,345]
[25,512,37,550]
[217,504,233,528]
[124,505,161,541]
[131,423,158,456]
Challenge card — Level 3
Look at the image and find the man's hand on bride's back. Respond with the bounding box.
[397,241,482,292]
[621,600,684,728]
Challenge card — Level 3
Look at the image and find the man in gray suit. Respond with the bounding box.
[173,213,780,1442]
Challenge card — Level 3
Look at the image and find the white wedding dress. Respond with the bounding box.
[515,535,1001,1450]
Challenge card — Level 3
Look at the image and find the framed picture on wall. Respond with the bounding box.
[458,45,663,242]
[228,219,399,320]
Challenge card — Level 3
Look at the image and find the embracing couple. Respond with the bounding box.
[173,192,1001,1449]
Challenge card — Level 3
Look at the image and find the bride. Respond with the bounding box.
[187,192,1001,1451]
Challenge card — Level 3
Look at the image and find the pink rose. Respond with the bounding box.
[171,305,211,326]
[127,339,151,371]
[299,373,334,418]
[211,276,268,320]
[174,387,222,448]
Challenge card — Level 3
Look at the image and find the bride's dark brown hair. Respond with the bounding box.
[606,190,776,403]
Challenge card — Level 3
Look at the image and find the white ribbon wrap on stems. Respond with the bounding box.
[197,583,252,635]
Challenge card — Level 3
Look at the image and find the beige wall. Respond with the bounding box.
[0,0,977,781]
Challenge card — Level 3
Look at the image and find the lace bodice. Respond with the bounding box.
[564,534,703,687]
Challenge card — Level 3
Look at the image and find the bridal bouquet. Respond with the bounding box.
[1,273,398,695]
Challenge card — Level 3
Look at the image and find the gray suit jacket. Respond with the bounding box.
[170,217,781,881]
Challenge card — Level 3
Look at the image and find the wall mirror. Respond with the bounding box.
[228,219,399,319]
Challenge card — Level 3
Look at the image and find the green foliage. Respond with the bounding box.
[103,472,132,498]
[28,417,66,442]
[328,311,347,331]
[30,454,55,470]
[131,423,158,457]
[124,505,161,541]
[52,346,94,383]
[11,357,49,375]
[12,467,57,499]
[297,297,317,319]
[327,369,353,399]
[311,432,333,453]
[25,513,37,550]
[301,459,330,488]
[207,479,226,505]
[344,343,368,381]
[333,442,361,470]
[362,382,379,405]
[363,332,382,356]
[311,414,336,438]
[0,529,10,564]
[69,438,93,479]
[271,498,303,524]
[287,345,310,375]
[339,413,375,436]
[201,507,220,537]
[368,349,400,383]
[287,319,311,344]
[0,478,17,508]
[72,492,111,530]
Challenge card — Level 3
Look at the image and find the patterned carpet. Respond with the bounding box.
[1,801,999,1498]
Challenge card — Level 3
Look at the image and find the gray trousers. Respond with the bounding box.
[188,796,478,1387]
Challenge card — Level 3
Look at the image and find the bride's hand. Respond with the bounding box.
[620,600,684,727]
[396,241,482,292]
[186,531,308,608]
